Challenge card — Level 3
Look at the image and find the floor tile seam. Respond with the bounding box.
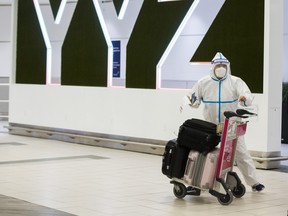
[57,206,105,215]
[0,155,109,165]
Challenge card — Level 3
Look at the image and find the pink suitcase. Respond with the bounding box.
[183,151,205,186]
[199,148,220,189]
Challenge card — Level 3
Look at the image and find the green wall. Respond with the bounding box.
[49,0,62,19]
[191,0,264,93]
[15,0,264,92]
[113,0,124,16]
[61,0,108,87]
[16,0,46,84]
[16,0,108,87]
[126,0,195,89]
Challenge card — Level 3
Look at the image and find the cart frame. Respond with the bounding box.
[170,109,256,205]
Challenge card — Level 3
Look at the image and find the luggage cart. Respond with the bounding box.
[170,109,257,205]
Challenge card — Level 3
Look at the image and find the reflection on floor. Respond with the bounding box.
[0,121,287,216]
[0,194,76,216]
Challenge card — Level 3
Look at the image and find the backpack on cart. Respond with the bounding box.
[177,119,220,153]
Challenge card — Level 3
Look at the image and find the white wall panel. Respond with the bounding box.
[9,84,267,152]
[0,6,11,41]
[0,43,11,77]
[0,5,12,77]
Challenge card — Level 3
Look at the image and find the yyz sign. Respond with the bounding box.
[31,0,225,88]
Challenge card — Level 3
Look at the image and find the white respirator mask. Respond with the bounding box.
[214,67,227,79]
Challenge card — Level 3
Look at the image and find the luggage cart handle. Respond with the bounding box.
[224,111,247,119]
[224,109,257,119]
[235,109,257,116]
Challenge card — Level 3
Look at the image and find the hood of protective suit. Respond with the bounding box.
[210,52,231,80]
[187,51,253,124]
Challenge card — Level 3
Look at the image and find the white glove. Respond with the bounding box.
[180,96,192,113]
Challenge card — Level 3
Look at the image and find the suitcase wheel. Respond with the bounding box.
[217,190,233,205]
[232,183,246,198]
[173,183,186,199]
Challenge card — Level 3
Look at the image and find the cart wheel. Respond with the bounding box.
[173,183,186,199]
[217,191,233,205]
[232,184,246,198]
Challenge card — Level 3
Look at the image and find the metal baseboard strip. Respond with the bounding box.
[252,156,288,162]
[5,125,165,156]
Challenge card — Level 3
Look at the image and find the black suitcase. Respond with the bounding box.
[183,118,218,133]
[161,139,190,179]
[177,119,220,153]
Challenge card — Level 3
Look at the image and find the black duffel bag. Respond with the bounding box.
[177,118,220,153]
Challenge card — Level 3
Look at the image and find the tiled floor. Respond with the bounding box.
[0,194,75,216]
[0,121,288,216]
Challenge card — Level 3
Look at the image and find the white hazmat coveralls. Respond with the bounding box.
[187,52,259,186]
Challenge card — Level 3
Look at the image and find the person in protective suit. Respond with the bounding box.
[183,52,265,192]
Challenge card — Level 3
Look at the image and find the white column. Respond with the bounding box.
[252,0,284,169]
